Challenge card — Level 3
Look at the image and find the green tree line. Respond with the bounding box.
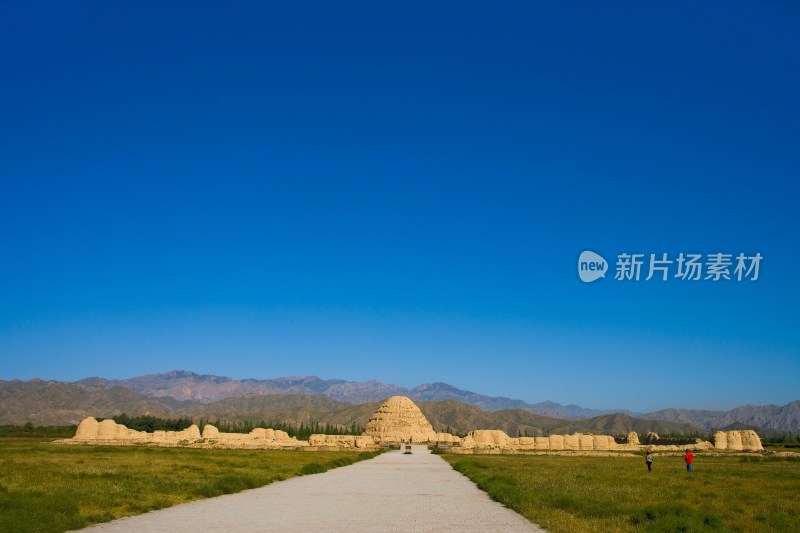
[0,423,76,438]
[762,433,800,445]
[107,414,364,438]
[196,418,363,439]
[110,414,194,432]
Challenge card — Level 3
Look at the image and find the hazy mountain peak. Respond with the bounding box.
[414,382,462,392]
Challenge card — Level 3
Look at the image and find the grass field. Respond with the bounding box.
[444,452,800,533]
[0,437,380,533]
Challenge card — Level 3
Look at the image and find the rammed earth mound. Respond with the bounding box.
[59,396,764,453]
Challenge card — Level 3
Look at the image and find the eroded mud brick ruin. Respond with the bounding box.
[60,395,763,452]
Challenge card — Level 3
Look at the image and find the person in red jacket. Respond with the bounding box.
[684,449,694,472]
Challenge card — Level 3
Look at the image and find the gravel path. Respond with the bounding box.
[76,445,546,532]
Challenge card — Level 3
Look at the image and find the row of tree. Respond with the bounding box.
[762,433,800,445]
[437,425,466,437]
[108,413,365,438]
[0,423,76,437]
[111,414,193,432]
[194,418,364,439]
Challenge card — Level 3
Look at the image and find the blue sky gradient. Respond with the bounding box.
[1,2,798,411]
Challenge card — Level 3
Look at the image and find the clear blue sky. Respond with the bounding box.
[1,2,798,412]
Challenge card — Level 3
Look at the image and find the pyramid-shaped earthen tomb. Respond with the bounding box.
[363,396,438,443]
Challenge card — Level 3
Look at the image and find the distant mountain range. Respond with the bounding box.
[0,379,703,437]
[643,403,800,432]
[1,371,797,435]
[76,370,624,419]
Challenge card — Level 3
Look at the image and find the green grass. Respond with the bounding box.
[443,453,800,533]
[0,437,380,533]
